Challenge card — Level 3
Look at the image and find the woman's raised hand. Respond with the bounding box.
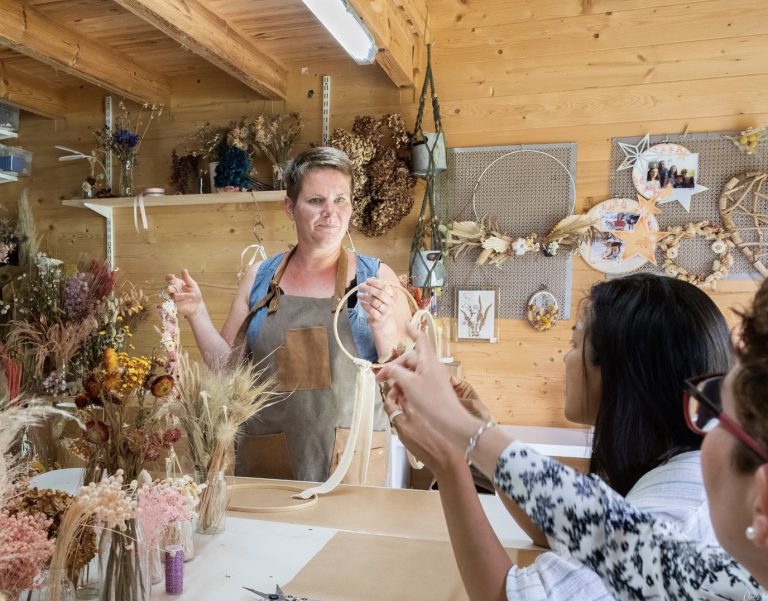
[376,321,481,445]
[359,277,396,327]
[165,269,204,319]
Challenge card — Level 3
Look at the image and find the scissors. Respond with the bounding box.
[243,585,317,600]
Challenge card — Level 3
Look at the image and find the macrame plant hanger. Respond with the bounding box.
[409,43,447,298]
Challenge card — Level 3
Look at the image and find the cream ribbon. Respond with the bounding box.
[237,243,268,282]
[294,357,376,500]
[133,193,149,233]
[294,284,432,500]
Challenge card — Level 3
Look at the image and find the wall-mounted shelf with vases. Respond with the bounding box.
[63,190,286,268]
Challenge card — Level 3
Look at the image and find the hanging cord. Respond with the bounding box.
[237,192,269,282]
[410,43,447,295]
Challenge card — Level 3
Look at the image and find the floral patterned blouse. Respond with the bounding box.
[493,441,765,601]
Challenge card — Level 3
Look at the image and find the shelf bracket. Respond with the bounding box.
[83,202,114,270]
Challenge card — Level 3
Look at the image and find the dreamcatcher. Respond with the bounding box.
[719,171,768,277]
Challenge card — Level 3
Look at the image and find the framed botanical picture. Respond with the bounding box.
[455,288,499,343]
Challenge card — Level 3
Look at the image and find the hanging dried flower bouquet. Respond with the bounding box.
[329,114,416,237]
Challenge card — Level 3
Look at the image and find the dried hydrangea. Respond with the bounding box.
[329,114,415,237]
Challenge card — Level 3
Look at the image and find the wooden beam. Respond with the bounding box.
[0,0,169,105]
[0,64,66,120]
[348,0,418,88]
[112,0,288,100]
[393,0,429,39]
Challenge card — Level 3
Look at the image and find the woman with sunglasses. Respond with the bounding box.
[377,278,768,600]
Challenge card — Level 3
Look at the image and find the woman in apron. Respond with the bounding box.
[166,147,411,483]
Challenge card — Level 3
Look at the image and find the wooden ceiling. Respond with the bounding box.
[0,0,427,118]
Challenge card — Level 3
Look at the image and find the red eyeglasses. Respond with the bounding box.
[683,374,768,463]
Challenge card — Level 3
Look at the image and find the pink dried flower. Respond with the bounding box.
[138,482,184,545]
[0,510,54,596]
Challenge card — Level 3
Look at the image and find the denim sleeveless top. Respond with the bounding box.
[246,252,380,362]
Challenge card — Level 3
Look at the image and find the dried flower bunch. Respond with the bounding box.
[73,347,180,483]
[0,399,63,597]
[724,126,766,155]
[93,100,164,164]
[137,472,198,549]
[6,487,97,583]
[4,251,148,395]
[329,114,416,237]
[173,352,278,475]
[444,213,598,266]
[0,509,54,597]
[247,112,304,166]
[0,217,17,266]
[173,352,278,531]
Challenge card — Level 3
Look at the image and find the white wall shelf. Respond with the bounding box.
[0,170,18,184]
[62,190,286,268]
[0,127,18,141]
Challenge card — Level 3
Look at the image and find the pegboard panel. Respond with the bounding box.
[436,143,576,320]
[609,133,768,279]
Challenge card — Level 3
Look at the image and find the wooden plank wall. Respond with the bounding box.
[1,0,766,428]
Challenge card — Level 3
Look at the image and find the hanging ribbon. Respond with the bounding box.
[133,193,149,233]
[294,357,376,500]
[237,243,268,282]
[294,284,433,500]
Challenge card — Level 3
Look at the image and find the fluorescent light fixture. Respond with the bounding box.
[303,0,377,64]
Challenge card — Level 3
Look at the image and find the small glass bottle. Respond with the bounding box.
[39,568,76,601]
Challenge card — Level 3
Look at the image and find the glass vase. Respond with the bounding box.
[194,470,229,535]
[39,568,77,601]
[162,518,195,562]
[119,157,135,197]
[98,518,150,601]
[148,543,162,586]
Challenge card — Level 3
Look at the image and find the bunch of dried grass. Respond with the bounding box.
[0,399,66,507]
[173,352,279,531]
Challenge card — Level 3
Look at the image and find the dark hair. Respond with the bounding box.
[733,277,768,472]
[283,147,354,201]
[583,274,733,495]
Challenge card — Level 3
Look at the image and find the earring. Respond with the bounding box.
[746,526,757,541]
[345,230,357,252]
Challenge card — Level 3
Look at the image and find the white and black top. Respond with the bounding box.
[504,450,716,600]
[493,441,765,601]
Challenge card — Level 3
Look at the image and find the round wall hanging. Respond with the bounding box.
[527,287,559,332]
[579,197,662,274]
[630,143,708,211]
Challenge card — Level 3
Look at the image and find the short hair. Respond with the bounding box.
[681,169,689,174]
[733,277,768,472]
[583,274,733,495]
[282,147,354,201]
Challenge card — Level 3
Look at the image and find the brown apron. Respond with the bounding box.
[235,248,389,484]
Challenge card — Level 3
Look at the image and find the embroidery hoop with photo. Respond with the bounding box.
[631,143,708,211]
[579,197,661,274]
[455,288,499,343]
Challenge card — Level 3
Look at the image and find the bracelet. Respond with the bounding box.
[464,420,497,466]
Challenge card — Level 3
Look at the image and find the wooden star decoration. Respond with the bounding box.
[613,216,671,265]
[636,189,669,217]
[616,133,650,171]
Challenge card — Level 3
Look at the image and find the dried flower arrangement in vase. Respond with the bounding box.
[173,353,278,534]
